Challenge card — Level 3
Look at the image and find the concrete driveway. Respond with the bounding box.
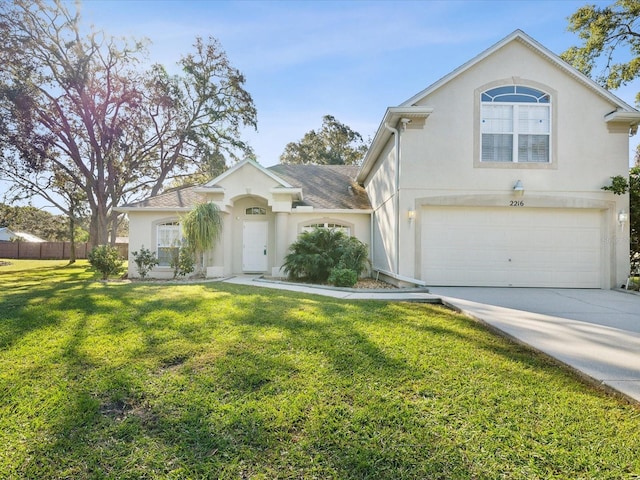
[428,287,640,403]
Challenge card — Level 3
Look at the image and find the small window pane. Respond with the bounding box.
[157,247,178,267]
[484,86,515,99]
[516,86,550,103]
[518,135,549,162]
[482,134,513,162]
[518,105,549,134]
[481,105,513,133]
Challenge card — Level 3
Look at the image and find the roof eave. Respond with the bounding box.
[193,186,225,194]
[114,207,194,213]
[270,187,304,201]
[605,110,640,125]
[357,106,433,183]
[292,208,373,214]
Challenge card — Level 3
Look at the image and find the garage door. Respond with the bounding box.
[421,207,602,288]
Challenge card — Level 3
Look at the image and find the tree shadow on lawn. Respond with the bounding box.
[0,263,102,351]
[7,282,638,478]
[4,283,475,478]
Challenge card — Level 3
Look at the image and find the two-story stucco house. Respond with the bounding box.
[120,30,639,288]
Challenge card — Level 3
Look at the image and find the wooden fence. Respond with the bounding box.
[0,242,128,260]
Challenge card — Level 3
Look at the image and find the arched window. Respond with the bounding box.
[245,206,266,215]
[481,85,551,163]
[157,221,181,266]
[301,222,351,236]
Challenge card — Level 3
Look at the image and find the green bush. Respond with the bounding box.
[88,245,124,280]
[170,245,195,278]
[130,245,158,279]
[328,267,358,287]
[283,228,369,283]
[336,235,369,273]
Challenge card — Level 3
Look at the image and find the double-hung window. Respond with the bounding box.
[481,86,551,163]
[157,222,181,266]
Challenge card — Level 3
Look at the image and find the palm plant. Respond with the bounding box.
[181,202,223,275]
[283,228,369,283]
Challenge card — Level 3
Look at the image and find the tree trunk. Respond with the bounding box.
[68,214,76,264]
[89,206,110,246]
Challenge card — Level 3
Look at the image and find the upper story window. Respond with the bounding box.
[245,206,266,215]
[301,222,351,236]
[481,85,551,163]
[157,221,181,266]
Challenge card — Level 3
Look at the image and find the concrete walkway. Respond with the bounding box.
[224,275,441,302]
[429,287,640,404]
[223,277,640,404]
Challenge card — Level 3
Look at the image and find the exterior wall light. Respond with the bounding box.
[618,210,629,226]
[513,180,524,195]
[408,208,416,222]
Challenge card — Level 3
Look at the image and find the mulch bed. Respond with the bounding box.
[353,278,398,289]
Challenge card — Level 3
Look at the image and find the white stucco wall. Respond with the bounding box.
[363,38,632,288]
[364,136,399,277]
[126,206,371,280]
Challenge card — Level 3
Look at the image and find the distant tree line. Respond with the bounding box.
[0,204,88,242]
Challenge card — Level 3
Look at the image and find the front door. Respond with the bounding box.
[243,221,268,272]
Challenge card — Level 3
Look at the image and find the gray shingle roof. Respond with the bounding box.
[122,185,205,209]
[268,164,371,210]
[121,164,371,211]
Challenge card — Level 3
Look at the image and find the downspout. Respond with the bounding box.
[384,123,400,274]
[370,208,374,277]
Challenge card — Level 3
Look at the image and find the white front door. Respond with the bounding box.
[243,221,268,272]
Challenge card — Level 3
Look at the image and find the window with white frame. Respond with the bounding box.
[245,206,266,215]
[301,222,351,236]
[481,85,551,163]
[157,222,181,266]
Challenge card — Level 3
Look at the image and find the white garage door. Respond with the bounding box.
[421,207,602,288]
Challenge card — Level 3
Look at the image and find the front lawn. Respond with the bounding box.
[1,260,639,479]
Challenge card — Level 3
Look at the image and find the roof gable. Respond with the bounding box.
[358,29,640,183]
[203,158,292,188]
[401,29,637,112]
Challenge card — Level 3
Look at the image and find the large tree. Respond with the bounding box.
[562,0,640,98]
[280,115,369,165]
[0,0,256,245]
[562,0,640,269]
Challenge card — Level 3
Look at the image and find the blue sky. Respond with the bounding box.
[77,0,639,167]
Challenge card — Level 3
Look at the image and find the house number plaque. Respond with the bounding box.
[509,200,525,207]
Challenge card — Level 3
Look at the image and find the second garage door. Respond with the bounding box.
[421,206,602,288]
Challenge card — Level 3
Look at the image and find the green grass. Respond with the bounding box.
[1,259,640,479]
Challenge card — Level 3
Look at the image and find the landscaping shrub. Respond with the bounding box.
[283,228,369,283]
[336,235,369,273]
[88,245,124,280]
[130,245,158,278]
[170,244,195,278]
[328,267,358,287]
